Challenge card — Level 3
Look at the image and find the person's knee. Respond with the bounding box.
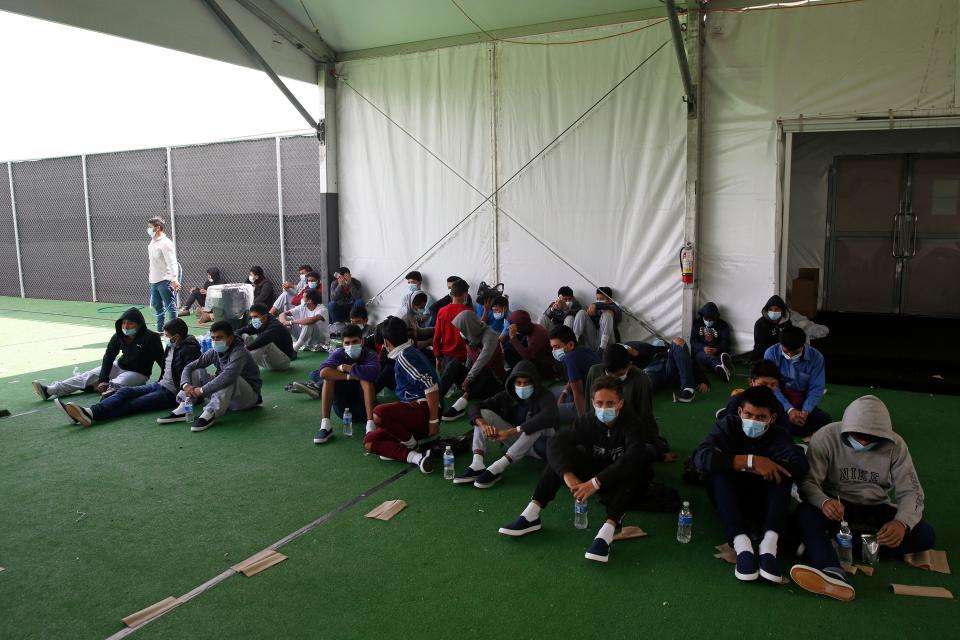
[910,521,936,551]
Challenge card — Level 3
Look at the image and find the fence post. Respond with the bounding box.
[165,147,177,241]
[7,162,25,298]
[81,155,97,302]
[275,137,286,284]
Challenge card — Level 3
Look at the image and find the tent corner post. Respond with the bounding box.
[320,62,340,308]
[681,0,703,341]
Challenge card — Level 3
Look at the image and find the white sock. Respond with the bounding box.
[452,396,468,411]
[406,451,423,465]
[733,534,753,555]
[470,454,486,471]
[596,522,616,545]
[401,436,417,449]
[200,409,214,420]
[759,530,779,557]
[487,456,510,475]
[172,404,186,415]
[521,502,541,522]
[320,417,331,430]
[365,420,376,434]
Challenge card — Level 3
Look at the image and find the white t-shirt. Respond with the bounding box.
[290,303,326,322]
[148,233,178,284]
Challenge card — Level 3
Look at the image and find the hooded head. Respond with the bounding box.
[506,360,542,399]
[116,307,147,338]
[452,309,490,346]
[207,268,224,284]
[762,295,788,323]
[508,309,533,334]
[698,301,720,321]
[838,395,895,442]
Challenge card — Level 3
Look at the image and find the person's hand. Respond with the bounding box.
[508,324,518,339]
[188,386,204,400]
[96,382,109,393]
[495,428,516,442]
[339,363,353,374]
[481,423,498,438]
[282,280,294,289]
[788,409,806,426]
[705,346,718,355]
[170,280,181,291]
[799,410,810,423]
[557,389,568,404]
[696,383,710,394]
[586,303,597,316]
[672,337,686,347]
[662,452,679,463]
[461,377,472,392]
[342,273,352,284]
[625,345,639,357]
[877,520,907,547]
[551,299,564,311]
[821,499,845,522]
[750,456,791,483]
[572,480,598,502]
[563,472,581,490]
[199,288,207,295]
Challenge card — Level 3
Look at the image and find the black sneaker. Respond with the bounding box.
[759,553,781,583]
[473,469,502,489]
[441,406,465,422]
[498,515,542,537]
[735,550,759,581]
[191,414,215,432]
[157,412,187,424]
[313,427,333,444]
[54,397,79,424]
[32,381,50,401]
[720,352,735,378]
[59,400,93,427]
[584,537,610,563]
[418,450,435,474]
[453,467,484,485]
[675,388,695,403]
[292,381,321,399]
[715,364,731,383]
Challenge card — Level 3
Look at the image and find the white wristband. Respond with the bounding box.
[428,418,440,424]
[747,454,754,470]
[591,477,600,490]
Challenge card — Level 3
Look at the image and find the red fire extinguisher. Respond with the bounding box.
[679,242,695,284]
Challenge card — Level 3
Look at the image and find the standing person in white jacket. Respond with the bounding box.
[147,216,180,332]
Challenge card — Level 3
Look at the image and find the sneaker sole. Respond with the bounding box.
[313,435,332,444]
[65,403,92,428]
[54,399,79,425]
[498,524,541,537]
[735,569,760,581]
[453,475,481,485]
[156,416,188,424]
[291,383,320,399]
[676,395,694,404]
[474,476,502,489]
[32,381,48,401]
[585,552,609,563]
[441,413,464,422]
[789,565,855,601]
[191,423,213,432]
[760,568,783,583]
[721,353,735,375]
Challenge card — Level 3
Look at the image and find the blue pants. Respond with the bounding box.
[706,471,793,543]
[644,344,695,392]
[784,407,832,438]
[329,299,365,324]
[90,382,177,421]
[308,371,368,421]
[150,280,176,332]
[793,501,935,572]
[695,350,722,371]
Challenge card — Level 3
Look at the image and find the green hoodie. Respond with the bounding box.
[799,395,925,529]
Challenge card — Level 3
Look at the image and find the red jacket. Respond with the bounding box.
[433,303,470,359]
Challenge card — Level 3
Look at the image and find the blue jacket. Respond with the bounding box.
[693,414,809,480]
[475,304,509,337]
[392,342,440,402]
[763,343,826,413]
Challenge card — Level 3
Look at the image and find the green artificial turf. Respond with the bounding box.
[0,296,957,640]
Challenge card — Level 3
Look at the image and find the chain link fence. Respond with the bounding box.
[1,134,324,305]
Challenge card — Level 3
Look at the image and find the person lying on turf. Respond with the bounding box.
[33,307,163,402]
[693,386,808,584]
[715,359,789,427]
[549,324,601,423]
[790,395,935,602]
[364,317,440,474]
[763,325,832,437]
[454,360,558,489]
[440,309,507,421]
[308,323,380,444]
[54,318,200,427]
[498,375,654,564]
[237,303,296,371]
[624,337,708,404]
[158,320,262,432]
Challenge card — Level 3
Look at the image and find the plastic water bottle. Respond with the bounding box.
[73,366,80,376]
[184,400,194,424]
[443,446,455,480]
[574,499,589,529]
[342,408,353,437]
[677,501,693,543]
[837,520,854,565]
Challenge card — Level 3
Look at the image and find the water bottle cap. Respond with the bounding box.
[840,520,848,527]
[682,501,690,507]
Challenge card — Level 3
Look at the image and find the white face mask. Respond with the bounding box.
[148,227,156,237]
[248,275,256,283]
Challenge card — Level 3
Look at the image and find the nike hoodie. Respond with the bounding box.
[99,307,164,383]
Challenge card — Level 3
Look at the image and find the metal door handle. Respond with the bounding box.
[891,213,903,258]
[910,214,919,257]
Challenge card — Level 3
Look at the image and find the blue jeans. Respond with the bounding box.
[644,344,695,392]
[551,386,578,424]
[90,383,177,421]
[150,280,176,332]
[695,350,722,370]
[706,471,793,543]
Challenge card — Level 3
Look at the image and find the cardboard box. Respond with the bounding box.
[792,268,819,319]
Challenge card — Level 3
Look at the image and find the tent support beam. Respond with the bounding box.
[681,1,703,340]
[234,0,336,63]
[319,62,339,307]
[200,0,321,135]
[665,0,696,116]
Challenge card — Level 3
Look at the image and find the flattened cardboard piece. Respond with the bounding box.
[365,499,407,521]
[890,584,954,599]
[841,563,858,576]
[857,564,875,577]
[904,550,951,575]
[231,549,287,577]
[714,543,737,564]
[612,526,647,542]
[122,596,179,628]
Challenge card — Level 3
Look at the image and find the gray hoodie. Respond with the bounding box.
[799,395,925,529]
[452,309,501,382]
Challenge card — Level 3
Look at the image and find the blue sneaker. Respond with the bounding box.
[735,550,759,581]
[584,538,610,563]
[759,553,781,583]
[473,469,502,489]
[453,467,484,485]
[498,515,541,537]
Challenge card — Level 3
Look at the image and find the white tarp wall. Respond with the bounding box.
[702,0,960,349]
[337,19,686,339]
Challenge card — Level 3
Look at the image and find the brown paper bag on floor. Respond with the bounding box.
[613,526,647,542]
[121,596,179,628]
[891,583,954,599]
[904,550,951,575]
[231,549,287,577]
[714,543,737,564]
[365,499,407,521]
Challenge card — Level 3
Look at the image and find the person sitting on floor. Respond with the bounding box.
[249,265,275,308]
[586,344,672,462]
[441,309,507,421]
[397,270,433,319]
[752,294,792,362]
[329,267,364,333]
[401,292,434,348]
[539,285,584,332]
[716,359,788,427]
[433,278,471,388]
[33,307,163,401]
[790,395,934,602]
[692,386,808,584]
[454,360,558,488]
[504,310,553,381]
[624,337,707,403]
[179,267,225,316]
[691,301,734,382]
[364,317,440,474]
[158,320,262,432]
[270,265,314,315]
[549,325,601,423]
[477,295,511,342]
[585,286,622,353]
[54,318,201,427]
[237,303,296,371]
[280,289,328,352]
[764,325,831,437]
[498,375,655,564]
[310,323,380,444]
[349,306,378,349]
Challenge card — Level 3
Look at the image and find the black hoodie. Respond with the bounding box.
[467,360,558,435]
[751,295,792,361]
[237,313,296,359]
[690,301,731,355]
[99,308,164,382]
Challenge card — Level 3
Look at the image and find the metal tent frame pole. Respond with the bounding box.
[81,155,97,302]
[7,162,25,298]
[275,136,287,284]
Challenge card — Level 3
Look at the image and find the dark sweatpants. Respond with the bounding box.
[706,472,792,543]
[439,360,502,401]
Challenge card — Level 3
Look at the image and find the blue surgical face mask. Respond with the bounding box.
[307,281,318,289]
[147,227,156,237]
[767,310,782,322]
[414,308,425,317]
[515,384,534,400]
[552,348,566,362]
[408,283,419,292]
[595,406,617,424]
[703,320,715,328]
[122,328,137,337]
[345,344,363,360]
[493,312,504,320]
[741,418,767,439]
[251,317,262,330]
[652,338,666,348]
[847,435,877,451]
[212,340,228,353]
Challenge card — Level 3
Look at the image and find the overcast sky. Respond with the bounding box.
[0,10,320,162]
